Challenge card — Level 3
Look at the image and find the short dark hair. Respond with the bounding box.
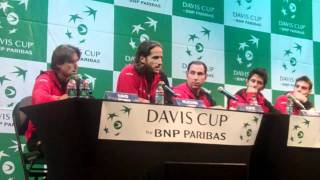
[247,68,268,88]
[133,40,162,65]
[187,60,207,74]
[295,76,313,90]
[51,44,81,71]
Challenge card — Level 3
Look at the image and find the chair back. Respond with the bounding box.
[12,96,32,135]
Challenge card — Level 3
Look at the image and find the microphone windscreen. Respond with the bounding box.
[217,86,224,92]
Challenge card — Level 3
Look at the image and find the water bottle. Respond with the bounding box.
[251,95,258,106]
[67,75,77,97]
[80,79,91,98]
[286,96,294,115]
[155,81,165,104]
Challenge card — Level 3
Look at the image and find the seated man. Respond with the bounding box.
[117,40,170,104]
[173,60,215,108]
[25,44,81,152]
[274,76,313,115]
[228,68,275,113]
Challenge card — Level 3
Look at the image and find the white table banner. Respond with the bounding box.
[288,115,320,148]
[98,101,262,146]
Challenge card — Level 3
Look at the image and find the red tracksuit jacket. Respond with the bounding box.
[173,82,215,108]
[116,64,161,103]
[25,70,65,141]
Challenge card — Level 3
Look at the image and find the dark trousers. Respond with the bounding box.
[27,133,43,156]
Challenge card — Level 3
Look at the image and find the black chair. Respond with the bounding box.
[12,96,47,180]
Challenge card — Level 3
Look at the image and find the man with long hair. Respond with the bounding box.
[117,40,170,103]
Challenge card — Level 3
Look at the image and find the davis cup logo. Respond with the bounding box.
[185,26,210,60]
[236,35,259,68]
[0,150,15,177]
[1,144,20,179]
[281,0,299,19]
[103,105,132,136]
[2,161,15,175]
[240,116,259,143]
[282,42,302,73]
[128,17,158,50]
[0,66,27,108]
[237,0,253,10]
[289,118,310,144]
[0,0,29,35]
[65,5,97,44]
[5,86,16,99]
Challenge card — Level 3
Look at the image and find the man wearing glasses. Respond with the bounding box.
[274,76,314,115]
[227,68,275,113]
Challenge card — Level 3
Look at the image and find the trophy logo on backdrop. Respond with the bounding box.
[236,35,259,68]
[281,0,298,20]
[128,16,158,50]
[185,26,211,60]
[0,138,24,178]
[282,42,302,73]
[65,5,97,44]
[237,0,254,10]
[0,66,28,107]
[0,0,29,35]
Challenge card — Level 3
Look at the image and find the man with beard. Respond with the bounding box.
[25,44,81,152]
[117,40,170,104]
[274,76,314,115]
[172,61,215,108]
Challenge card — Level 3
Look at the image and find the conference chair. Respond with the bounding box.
[12,96,47,180]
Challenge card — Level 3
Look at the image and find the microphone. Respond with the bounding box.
[162,84,177,97]
[217,87,238,101]
[201,87,211,94]
[288,94,306,110]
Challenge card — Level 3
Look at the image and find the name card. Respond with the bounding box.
[104,92,139,102]
[237,104,263,113]
[300,110,320,117]
[173,98,205,108]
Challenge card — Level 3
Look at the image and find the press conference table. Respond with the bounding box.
[21,98,320,180]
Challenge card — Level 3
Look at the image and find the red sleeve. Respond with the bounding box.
[228,97,239,110]
[274,96,288,114]
[172,83,190,100]
[116,70,139,94]
[173,89,187,99]
[32,75,59,105]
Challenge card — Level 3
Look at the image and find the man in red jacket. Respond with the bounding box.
[172,61,215,108]
[228,68,275,113]
[25,44,81,152]
[274,76,313,115]
[117,40,170,104]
